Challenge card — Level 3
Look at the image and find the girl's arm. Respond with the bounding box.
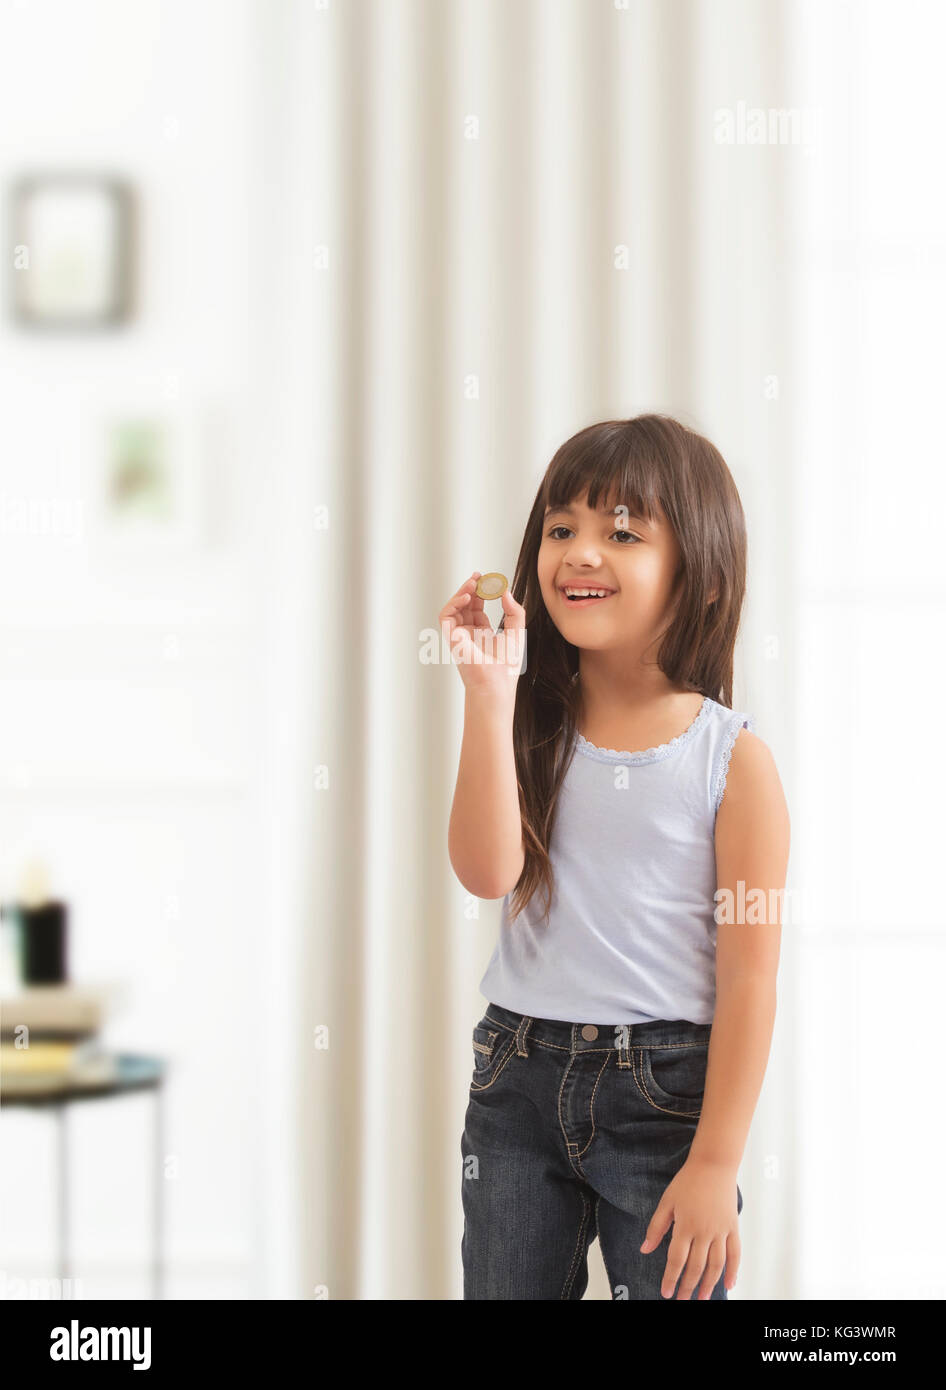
[442,576,527,901]
[447,686,525,900]
[688,728,790,1170]
[639,728,789,1298]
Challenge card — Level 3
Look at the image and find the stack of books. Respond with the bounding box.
[0,985,119,1095]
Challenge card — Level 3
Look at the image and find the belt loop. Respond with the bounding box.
[615,1022,632,1068]
[515,1015,533,1056]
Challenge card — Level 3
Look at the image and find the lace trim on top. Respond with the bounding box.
[712,712,757,813]
[575,696,713,766]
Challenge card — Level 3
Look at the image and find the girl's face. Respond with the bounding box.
[537,489,683,652]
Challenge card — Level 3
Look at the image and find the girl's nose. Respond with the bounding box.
[563,543,605,565]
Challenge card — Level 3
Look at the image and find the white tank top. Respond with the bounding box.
[478,696,756,1024]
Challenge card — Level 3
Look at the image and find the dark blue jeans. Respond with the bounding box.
[461,1002,743,1300]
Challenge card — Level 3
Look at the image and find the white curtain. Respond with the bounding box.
[253,0,939,1300]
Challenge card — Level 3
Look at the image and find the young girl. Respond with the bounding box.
[443,415,789,1301]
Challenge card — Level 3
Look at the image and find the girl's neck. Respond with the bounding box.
[575,675,704,749]
[575,664,696,713]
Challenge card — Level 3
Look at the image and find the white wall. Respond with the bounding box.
[0,0,272,1297]
[793,0,946,1299]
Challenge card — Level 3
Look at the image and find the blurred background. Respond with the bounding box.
[0,0,942,1301]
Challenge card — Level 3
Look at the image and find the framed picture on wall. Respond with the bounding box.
[6,172,135,328]
[83,399,206,557]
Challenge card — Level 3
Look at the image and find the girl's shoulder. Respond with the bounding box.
[712,711,788,828]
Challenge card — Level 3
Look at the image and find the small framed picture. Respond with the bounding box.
[84,400,205,555]
[7,172,134,327]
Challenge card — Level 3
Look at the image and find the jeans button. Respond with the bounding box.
[581,1024,598,1041]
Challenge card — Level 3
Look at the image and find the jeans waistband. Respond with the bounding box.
[482,1001,713,1052]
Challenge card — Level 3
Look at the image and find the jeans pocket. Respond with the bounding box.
[470,1017,516,1091]
[635,1043,708,1116]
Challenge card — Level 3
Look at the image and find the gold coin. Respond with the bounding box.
[475,572,508,600]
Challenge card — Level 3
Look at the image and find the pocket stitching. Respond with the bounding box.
[470,1031,517,1092]
[632,1046,705,1117]
[471,1027,498,1058]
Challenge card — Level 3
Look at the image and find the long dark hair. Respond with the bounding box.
[500,414,749,925]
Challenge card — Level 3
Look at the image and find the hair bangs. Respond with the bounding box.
[541,425,666,530]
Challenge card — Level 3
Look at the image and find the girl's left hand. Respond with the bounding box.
[639,1157,741,1299]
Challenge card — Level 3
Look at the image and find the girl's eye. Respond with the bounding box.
[546,525,640,545]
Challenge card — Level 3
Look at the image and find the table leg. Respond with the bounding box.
[56,1102,69,1288]
[153,1083,164,1299]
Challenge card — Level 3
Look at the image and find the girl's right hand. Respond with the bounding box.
[439,571,526,695]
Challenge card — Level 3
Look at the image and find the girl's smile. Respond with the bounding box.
[559,584,616,606]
